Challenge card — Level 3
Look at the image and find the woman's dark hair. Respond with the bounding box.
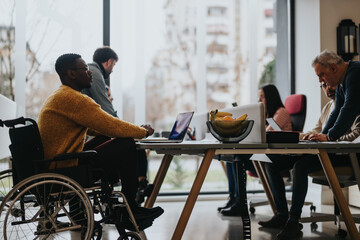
[260,84,284,118]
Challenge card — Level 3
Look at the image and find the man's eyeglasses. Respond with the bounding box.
[71,67,90,72]
[320,82,327,88]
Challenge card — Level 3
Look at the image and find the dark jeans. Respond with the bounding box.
[265,153,352,217]
[226,154,255,198]
[83,136,139,203]
[137,149,148,178]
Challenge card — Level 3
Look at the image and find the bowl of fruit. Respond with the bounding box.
[206,109,254,143]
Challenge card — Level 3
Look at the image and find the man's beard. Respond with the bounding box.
[104,71,110,79]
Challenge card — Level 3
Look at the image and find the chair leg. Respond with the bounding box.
[235,160,251,240]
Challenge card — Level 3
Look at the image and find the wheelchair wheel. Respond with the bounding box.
[0,173,94,240]
[118,231,141,240]
[0,169,12,200]
[0,169,13,232]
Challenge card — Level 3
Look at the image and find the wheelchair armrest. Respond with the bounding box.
[36,150,97,163]
[1,117,26,128]
[53,150,97,162]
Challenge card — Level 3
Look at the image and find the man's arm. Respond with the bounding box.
[322,89,342,136]
[325,69,360,140]
[338,115,360,141]
[83,64,118,117]
[73,93,147,139]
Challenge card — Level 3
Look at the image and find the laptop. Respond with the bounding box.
[266,117,300,143]
[139,112,194,143]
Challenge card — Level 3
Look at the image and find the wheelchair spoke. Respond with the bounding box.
[0,174,94,239]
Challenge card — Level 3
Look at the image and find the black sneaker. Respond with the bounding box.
[121,216,154,231]
[258,214,288,229]
[220,201,242,216]
[132,206,164,221]
[276,220,302,240]
[136,179,154,204]
[217,197,236,212]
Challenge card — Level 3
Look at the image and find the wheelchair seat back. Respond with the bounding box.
[2,117,94,187]
[6,118,43,185]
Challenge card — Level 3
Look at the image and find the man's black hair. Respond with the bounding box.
[55,53,82,80]
[93,46,119,63]
[260,84,284,118]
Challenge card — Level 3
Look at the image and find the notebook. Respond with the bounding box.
[266,118,282,131]
[139,112,194,143]
[266,118,299,143]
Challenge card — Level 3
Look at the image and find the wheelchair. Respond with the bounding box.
[0,117,147,240]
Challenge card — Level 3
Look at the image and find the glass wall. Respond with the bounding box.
[1,0,279,193]
[109,0,278,193]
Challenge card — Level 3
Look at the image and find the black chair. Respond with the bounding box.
[0,117,144,240]
[301,153,360,238]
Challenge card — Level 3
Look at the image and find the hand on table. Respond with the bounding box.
[141,124,154,137]
[308,133,327,142]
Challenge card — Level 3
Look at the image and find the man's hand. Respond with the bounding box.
[302,133,311,140]
[141,124,154,137]
[308,133,328,142]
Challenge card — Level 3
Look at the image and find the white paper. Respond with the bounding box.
[250,154,272,163]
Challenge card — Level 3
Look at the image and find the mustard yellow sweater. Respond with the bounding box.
[38,85,146,168]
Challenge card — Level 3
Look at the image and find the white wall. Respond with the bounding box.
[319,0,360,106]
[295,0,360,132]
[0,95,16,159]
[295,0,321,132]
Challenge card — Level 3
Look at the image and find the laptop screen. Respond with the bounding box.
[168,112,194,140]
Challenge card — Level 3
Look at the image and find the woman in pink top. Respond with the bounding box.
[258,84,292,131]
[219,84,292,217]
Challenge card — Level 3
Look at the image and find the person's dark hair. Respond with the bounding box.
[93,46,118,63]
[55,53,81,80]
[260,84,284,118]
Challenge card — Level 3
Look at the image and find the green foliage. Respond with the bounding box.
[258,59,275,87]
[166,156,187,189]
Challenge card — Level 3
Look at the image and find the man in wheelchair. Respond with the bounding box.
[37,53,163,231]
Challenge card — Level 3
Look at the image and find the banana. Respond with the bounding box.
[212,120,248,137]
[236,113,247,121]
[209,109,218,121]
[216,111,233,117]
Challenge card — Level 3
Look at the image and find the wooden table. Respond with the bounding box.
[137,141,360,240]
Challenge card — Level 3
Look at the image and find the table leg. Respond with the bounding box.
[145,154,173,209]
[235,160,251,239]
[318,149,360,240]
[252,160,277,215]
[171,149,216,240]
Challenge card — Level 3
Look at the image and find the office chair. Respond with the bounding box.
[301,153,360,238]
[249,94,310,214]
[284,94,307,131]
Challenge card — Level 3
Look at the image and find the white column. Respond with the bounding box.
[110,0,123,119]
[249,0,258,104]
[134,0,146,125]
[14,0,26,117]
[196,0,207,113]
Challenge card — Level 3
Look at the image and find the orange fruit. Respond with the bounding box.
[221,116,234,121]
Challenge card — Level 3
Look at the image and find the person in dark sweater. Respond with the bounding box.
[82,47,153,204]
[311,50,360,141]
[259,50,360,240]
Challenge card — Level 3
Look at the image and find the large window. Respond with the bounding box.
[1,0,283,193]
[0,0,103,118]
[109,0,278,193]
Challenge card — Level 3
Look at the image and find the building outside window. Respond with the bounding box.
[0,0,280,194]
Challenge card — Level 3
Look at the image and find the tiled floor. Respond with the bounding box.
[16,191,358,239]
[94,193,360,240]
